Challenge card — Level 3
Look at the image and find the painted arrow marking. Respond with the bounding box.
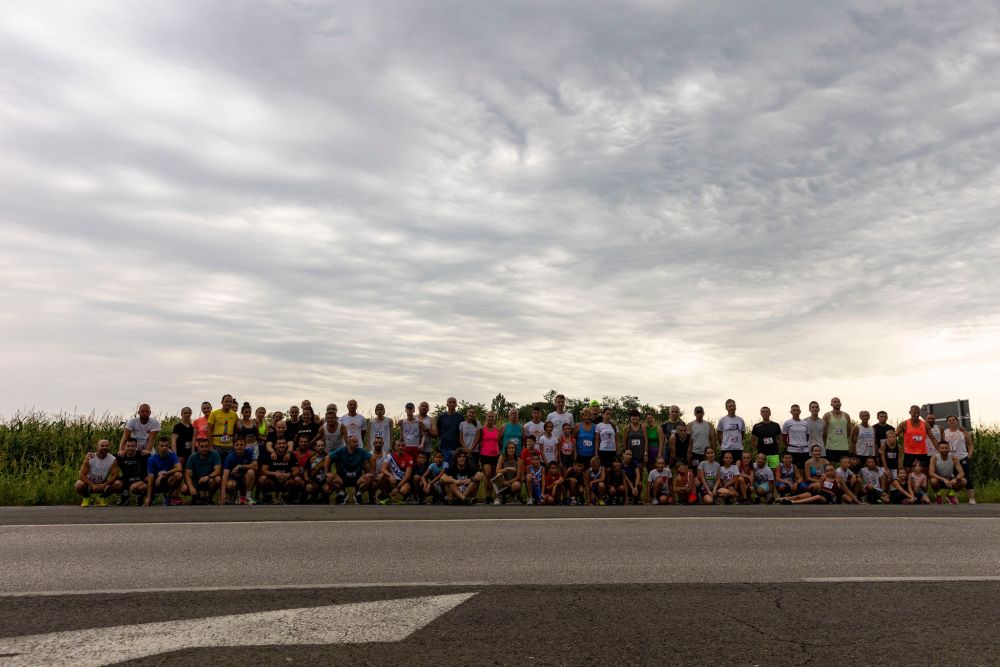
[0,592,476,666]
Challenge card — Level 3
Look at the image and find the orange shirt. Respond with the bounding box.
[902,419,928,456]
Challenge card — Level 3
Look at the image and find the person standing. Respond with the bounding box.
[368,403,395,456]
[850,411,878,469]
[687,406,716,468]
[622,410,647,466]
[943,413,976,504]
[716,399,746,464]
[644,413,665,471]
[400,403,425,456]
[872,411,895,453]
[341,399,367,451]
[499,408,525,457]
[193,402,212,442]
[805,401,825,458]
[417,401,436,457]
[898,405,937,472]
[171,407,195,468]
[436,397,465,465]
[822,397,853,464]
[596,407,619,468]
[207,395,239,458]
[925,413,943,458]
[782,404,811,471]
[121,404,160,456]
[750,406,782,474]
[524,405,546,445]
[546,394,575,434]
[661,405,684,442]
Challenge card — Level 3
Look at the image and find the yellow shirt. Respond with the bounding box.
[207,409,239,446]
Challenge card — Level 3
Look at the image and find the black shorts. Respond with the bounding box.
[789,452,809,470]
[122,476,144,490]
[827,450,850,465]
[576,454,593,467]
[339,470,362,487]
[627,445,644,464]
[959,457,974,489]
[597,450,616,467]
[903,453,929,470]
[560,454,575,469]
[480,454,499,468]
[817,490,836,504]
[152,477,176,494]
[889,489,906,504]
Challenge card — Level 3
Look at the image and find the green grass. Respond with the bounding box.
[3,411,1000,505]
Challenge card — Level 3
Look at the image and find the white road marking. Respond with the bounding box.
[805,576,1000,583]
[0,581,487,598]
[0,592,476,666]
[2,515,995,529]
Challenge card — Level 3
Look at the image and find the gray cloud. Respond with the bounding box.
[2,0,999,422]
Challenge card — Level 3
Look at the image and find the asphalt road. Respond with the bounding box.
[1,507,998,665]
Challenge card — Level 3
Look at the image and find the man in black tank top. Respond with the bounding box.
[670,423,692,465]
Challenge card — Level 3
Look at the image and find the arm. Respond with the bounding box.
[668,434,677,464]
[220,468,231,504]
[965,428,974,458]
[953,456,965,481]
[171,430,180,455]
[119,428,132,455]
[79,458,91,485]
[849,426,859,455]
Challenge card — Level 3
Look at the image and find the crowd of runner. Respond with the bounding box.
[74,394,977,507]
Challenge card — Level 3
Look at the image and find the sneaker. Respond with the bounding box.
[80,498,90,507]
[526,498,534,506]
[356,493,365,505]
[117,492,131,506]
[493,498,501,505]
[97,497,109,507]
[169,497,184,506]
[378,498,390,505]
[237,496,247,505]
[780,498,792,505]
[335,493,347,506]
[245,496,257,505]
[652,499,659,505]
[949,496,958,505]
[597,499,606,506]
[969,498,977,505]
[570,498,578,506]
[162,495,170,507]
[935,496,943,505]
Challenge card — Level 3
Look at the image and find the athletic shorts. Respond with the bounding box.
[774,480,793,494]
[816,490,835,504]
[827,450,850,465]
[647,447,659,467]
[903,453,929,470]
[789,452,810,470]
[480,454,499,467]
[122,476,144,489]
[152,478,176,494]
[959,458,974,489]
[560,454,575,469]
[765,454,780,469]
[404,446,420,462]
[628,445,644,464]
[755,483,771,495]
[340,470,361,487]
[576,454,593,467]
[597,450,616,467]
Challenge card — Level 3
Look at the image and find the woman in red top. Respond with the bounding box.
[897,405,936,472]
[479,411,501,503]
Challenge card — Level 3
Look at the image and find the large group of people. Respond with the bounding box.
[74,394,977,507]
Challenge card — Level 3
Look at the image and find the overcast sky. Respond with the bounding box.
[2,0,999,423]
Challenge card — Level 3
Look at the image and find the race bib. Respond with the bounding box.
[763,437,773,445]
[220,435,230,443]
[823,480,834,489]
[913,435,923,442]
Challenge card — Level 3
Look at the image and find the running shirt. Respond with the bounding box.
[716,416,746,453]
[187,450,221,478]
[560,436,575,457]
[855,424,877,458]
[538,434,559,464]
[207,410,238,448]
[86,454,116,483]
[367,418,393,451]
[698,460,721,488]
[661,420,684,440]
[901,420,929,456]
[427,462,448,481]
[622,459,640,485]
[835,467,855,484]
[527,464,544,489]
[452,462,478,481]
[883,445,900,470]
[647,467,672,487]
[172,422,194,457]
[596,422,617,452]
[480,426,500,457]
[624,426,644,457]
[752,464,774,485]
[117,452,146,483]
[778,464,797,484]
[782,418,810,454]
[524,421,546,443]
[688,420,712,456]
[751,421,781,456]
[147,450,180,475]
[459,421,480,450]
[873,422,894,449]
[646,426,660,450]
[329,446,372,477]
[944,428,969,458]
[500,423,524,455]
[340,414,366,447]
[126,416,161,450]
[546,411,575,434]
[386,452,413,480]
[223,450,253,472]
[193,416,209,441]
[320,422,345,451]
[928,425,943,457]
[720,464,740,483]
[400,418,422,448]
[576,424,596,457]
[825,414,850,454]
[860,467,883,491]
[806,417,825,455]
[932,454,955,479]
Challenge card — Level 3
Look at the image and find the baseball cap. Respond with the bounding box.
[405,402,415,409]
[589,400,599,407]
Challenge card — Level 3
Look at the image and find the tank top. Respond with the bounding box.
[806,418,826,454]
[826,414,849,451]
[368,418,393,451]
[902,420,928,456]
[779,464,796,482]
[674,433,691,460]
[625,426,644,452]
[689,421,711,455]
[323,422,345,451]
[87,454,116,483]
[944,428,968,458]
[576,424,596,456]
[257,421,268,438]
[480,426,500,457]
[933,454,955,479]
[884,445,899,468]
[855,425,876,457]
[807,458,825,479]
[928,425,942,456]
[646,426,659,448]
[500,423,524,455]
[560,436,575,455]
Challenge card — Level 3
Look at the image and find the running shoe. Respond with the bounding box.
[237,496,247,505]
[651,499,659,505]
[97,497,109,507]
[493,498,501,505]
[949,496,958,505]
[935,496,943,505]
[597,499,606,506]
[969,498,977,505]
[80,498,90,507]
[162,495,170,507]
[168,497,184,506]
[246,496,257,505]
[117,492,131,506]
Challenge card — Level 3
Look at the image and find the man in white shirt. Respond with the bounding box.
[716,399,746,463]
[121,404,160,455]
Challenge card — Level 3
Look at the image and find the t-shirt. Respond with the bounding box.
[835,467,855,484]
[546,411,575,434]
[717,416,746,451]
[873,423,894,449]
[622,459,640,483]
[426,461,448,480]
[720,464,740,483]
[186,450,222,478]
[596,423,617,452]
[524,421,546,443]
[340,414,367,447]
[860,467,883,490]
[944,428,969,458]
[437,412,464,451]
[193,416,209,441]
[806,417,826,453]
[698,460,721,487]
[328,446,373,477]
[459,421,480,450]
[782,419,810,454]
[260,451,295,475]
[172,422,195,455]
[538,435,559,464]
[647,468,673,485]
[147,450,179,476]
[117,452,147,482]
[367,418,393,451]
[451,462,478,481]
[223,450,254,472]
[752,464,775,484]
[295,420,320,444]
[386,452,413,480]
[751,421,781,455]
[207,410,238,447]
[126,417,161,450]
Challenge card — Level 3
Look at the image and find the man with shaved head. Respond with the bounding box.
[823,397,853,465]
[121,403,160,456]
[436,397,464,466]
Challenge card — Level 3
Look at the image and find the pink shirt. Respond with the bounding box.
[480,427,500,457]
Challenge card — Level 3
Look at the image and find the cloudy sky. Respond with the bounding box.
[2,0,999,423]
